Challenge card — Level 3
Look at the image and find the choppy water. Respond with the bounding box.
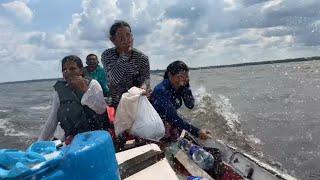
[0,60,319,179]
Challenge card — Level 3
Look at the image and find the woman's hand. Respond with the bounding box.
[140,84,152,98]
[68,76,89,93]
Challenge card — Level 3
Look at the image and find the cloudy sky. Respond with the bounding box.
[0,0,319,82]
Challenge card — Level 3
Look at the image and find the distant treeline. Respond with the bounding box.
[0,78,62,85]
[1,56,319,84]
[152,56,320,73]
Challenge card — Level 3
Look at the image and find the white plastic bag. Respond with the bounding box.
[114,87,144,136]
[130,96,165,141]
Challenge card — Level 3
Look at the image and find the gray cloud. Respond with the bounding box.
[1,0,320,82]
[262,27,292,37]
[164,0,208,20]
[293,23,320,46]
[266,1,320,19]
[240,0,272,6]
[27,32,46,45]
[64,0,320,66]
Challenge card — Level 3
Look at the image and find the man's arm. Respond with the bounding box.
[152,89,200,137]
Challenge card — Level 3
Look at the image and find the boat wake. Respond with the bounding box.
[179,86,265,158]
[179,86,295,173]
[0,118,29,137]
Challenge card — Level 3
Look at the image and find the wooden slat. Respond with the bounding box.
[119,150,165,179]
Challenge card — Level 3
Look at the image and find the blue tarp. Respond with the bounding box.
[0,131,119,180]
[0,141,62,179]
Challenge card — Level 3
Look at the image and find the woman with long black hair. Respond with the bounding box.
[151,61,211,142]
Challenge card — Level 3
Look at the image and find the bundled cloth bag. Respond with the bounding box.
[114,87,165,141]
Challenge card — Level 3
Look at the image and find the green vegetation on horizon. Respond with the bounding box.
[1,56,319,84]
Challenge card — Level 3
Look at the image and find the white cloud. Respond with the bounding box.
[261,0,283,12]
[0,0,320,82]
[1,1,34,23]
[224,0,239,10]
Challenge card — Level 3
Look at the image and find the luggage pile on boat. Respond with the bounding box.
[0,131,296,180]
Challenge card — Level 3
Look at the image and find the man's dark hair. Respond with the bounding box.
[61,55,83,70]
[109,20,131,37]
[164,60,189,79]
[86,54,98,61]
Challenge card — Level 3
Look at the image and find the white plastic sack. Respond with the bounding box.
[114,87,144,136]
[130,96,165,141]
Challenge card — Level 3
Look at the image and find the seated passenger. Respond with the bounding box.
[38,55,109,144]
[84,54,110,97]
[151,61,211,142]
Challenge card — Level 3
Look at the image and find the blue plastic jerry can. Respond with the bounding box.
[0,131,120,180]
[43,131,120,180]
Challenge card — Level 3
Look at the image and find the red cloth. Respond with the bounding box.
[107,106,116,124]
[65,135,74,145]
[221,164,243,180]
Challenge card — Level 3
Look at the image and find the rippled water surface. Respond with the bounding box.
[1,60,319,179]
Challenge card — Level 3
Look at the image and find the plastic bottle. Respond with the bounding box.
[187,176,209,180]
[178,139,192,152]
[178,139,214,170]
[203,139,228,162]
[192,148,215,170]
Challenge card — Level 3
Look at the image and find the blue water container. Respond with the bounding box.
[44,130,120,180]
[0,131,120,180]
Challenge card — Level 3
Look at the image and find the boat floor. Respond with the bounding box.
[116,143,179,180]
[116,142,245,180]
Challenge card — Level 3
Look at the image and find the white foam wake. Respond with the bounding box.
[29,105,51,110]
[215,94,241,132]
[192,86,263,148]
[193,86,241,133]
[0,118,29,137]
